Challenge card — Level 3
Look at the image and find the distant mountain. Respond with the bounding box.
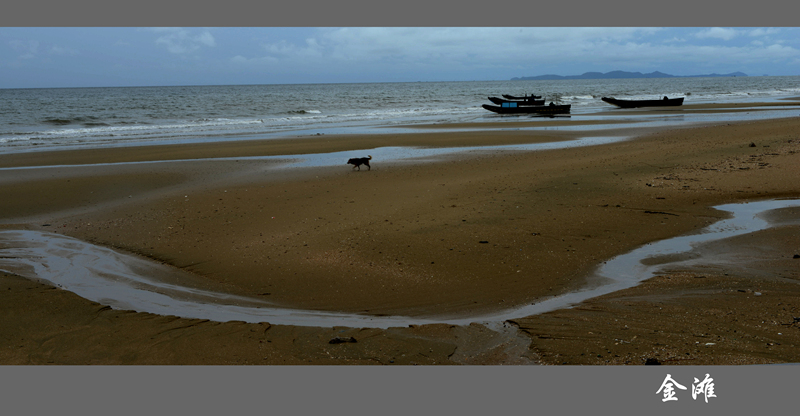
[512,70,748,81]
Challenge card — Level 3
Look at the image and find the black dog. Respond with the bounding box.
[347,155,372,171]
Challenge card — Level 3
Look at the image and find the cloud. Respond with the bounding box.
[263,39,314,57]
[694,27,738,41]
[2,27,798,88]
[747,28,781,37]
[230,54,279,65]
[219,27,800,80]
[254,28,661,68]
[152,28,216,54]
[9,39,39,59]
[663,37,686,43]
[764,43,797,56]
[49,45,78,56]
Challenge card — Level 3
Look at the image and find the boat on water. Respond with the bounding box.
[482,103,571,115]
[601,96,685,108]
[488,96,545,106]
[502,94,542,100]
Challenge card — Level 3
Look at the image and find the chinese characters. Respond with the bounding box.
[656,374,687,402]
[692,374,717,403]
[657,374,716,403]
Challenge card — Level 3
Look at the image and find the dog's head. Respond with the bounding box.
[347,158,358,165]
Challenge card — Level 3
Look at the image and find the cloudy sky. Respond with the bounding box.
[2,27,799,89]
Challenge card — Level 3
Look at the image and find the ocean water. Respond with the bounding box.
[2,76,800,154]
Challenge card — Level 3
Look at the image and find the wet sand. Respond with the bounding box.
[1,103,800,365]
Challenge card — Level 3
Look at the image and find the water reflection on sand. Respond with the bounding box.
[2,199,798,329]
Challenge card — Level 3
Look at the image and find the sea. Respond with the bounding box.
[2,76,800,155]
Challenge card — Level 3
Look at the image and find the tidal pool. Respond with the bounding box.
[1,198,798,329]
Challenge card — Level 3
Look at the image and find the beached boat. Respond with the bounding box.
[488,96,545,106]
[502,94,542,100]
[482,103,571,115]
[601,96,685,108]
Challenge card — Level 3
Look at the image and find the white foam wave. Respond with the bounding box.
[0,136,32,144]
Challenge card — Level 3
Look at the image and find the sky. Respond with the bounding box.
[2,27,800,89]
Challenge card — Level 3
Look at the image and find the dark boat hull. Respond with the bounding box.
[482,103,571,115]
[488,96,545,106]
[601,96,684,108]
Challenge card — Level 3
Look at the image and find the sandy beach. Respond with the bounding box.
[2,102,800,365]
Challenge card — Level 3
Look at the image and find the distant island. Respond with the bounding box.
[512,70,748,81]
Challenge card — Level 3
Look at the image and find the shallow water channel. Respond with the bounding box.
[1,199,798,329]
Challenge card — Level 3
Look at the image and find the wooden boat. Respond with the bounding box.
[488,96,545,106]
[503,94,542,100]
[601,96,684,108]
[482,103,571,115]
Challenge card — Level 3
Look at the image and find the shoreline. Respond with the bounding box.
[2,107,800,364]
[3,99,799,163]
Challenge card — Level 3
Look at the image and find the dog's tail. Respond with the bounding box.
[368,155,372,160]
